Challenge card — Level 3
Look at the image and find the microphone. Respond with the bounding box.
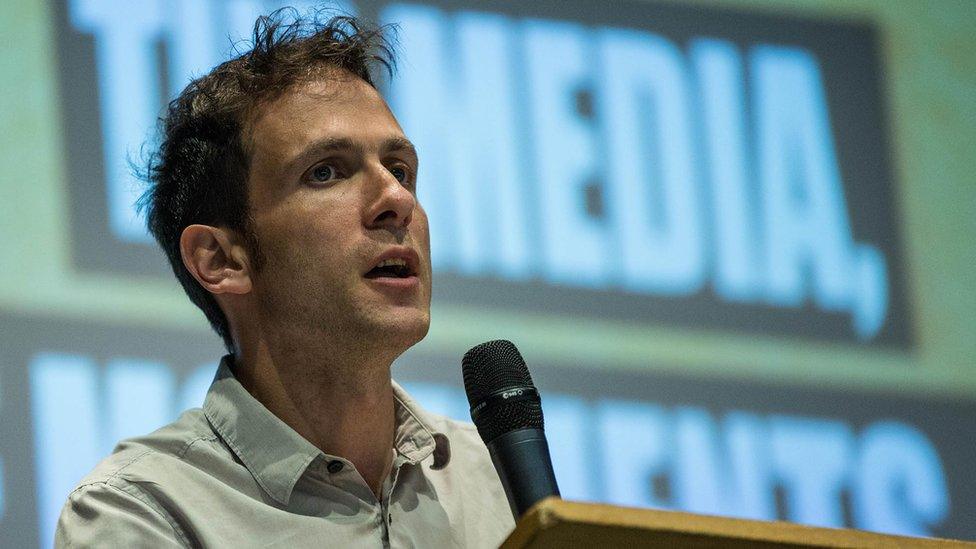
[462,340,560,519]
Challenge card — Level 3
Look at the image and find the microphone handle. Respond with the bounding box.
[486,427,561,519]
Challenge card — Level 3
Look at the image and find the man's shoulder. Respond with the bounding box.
[58,409,228,547]
[73,408,222,491]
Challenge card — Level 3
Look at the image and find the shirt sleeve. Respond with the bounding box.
[55,481,185,548]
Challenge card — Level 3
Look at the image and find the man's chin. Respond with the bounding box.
[367,309,430,347]
[401,313,431,346]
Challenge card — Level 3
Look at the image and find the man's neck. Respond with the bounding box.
[232,334,397,499]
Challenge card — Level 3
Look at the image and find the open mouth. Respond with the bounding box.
[364,258,416,279]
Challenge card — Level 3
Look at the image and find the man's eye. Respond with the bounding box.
[310,164,338,183]
[390,166,408,183]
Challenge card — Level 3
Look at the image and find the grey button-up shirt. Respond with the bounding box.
[55,358,514,547]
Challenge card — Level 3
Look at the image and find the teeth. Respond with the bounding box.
[376,258,408,269]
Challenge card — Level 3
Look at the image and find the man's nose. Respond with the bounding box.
[364,165,415,232]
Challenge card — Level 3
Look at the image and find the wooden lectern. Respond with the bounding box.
[502,498,975,548]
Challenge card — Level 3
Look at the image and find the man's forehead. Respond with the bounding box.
[287,70,382,106]
[246,73,404,158]
[250,72,385,124]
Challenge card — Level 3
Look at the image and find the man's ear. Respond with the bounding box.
[180,224,253,295]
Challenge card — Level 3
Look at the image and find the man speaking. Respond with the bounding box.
[55,8,514,547]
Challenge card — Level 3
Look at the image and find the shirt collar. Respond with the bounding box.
[391,380,452,469]
[203,355,451,506]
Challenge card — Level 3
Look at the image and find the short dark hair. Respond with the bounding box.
[140,8,396,351]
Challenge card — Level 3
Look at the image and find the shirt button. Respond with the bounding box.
[327,460,344,474]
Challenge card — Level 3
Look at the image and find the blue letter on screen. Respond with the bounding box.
[854,421,948,536]
[524,19,607,288]
[30,354,102,549]
[751,45,888,337]
[597,400,670,508]
[70,0,164,242]
[691,38,762,302]
[599,28,704,295]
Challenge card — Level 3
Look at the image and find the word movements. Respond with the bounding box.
[27,353,948,547]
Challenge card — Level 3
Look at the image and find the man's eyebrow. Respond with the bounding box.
[381,136,418,162]
[286,136,418,175]
[286,137,357,174]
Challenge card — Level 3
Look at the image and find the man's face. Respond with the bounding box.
[242,72,431,353]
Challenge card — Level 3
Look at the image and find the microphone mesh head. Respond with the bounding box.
[462,340,543,443]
